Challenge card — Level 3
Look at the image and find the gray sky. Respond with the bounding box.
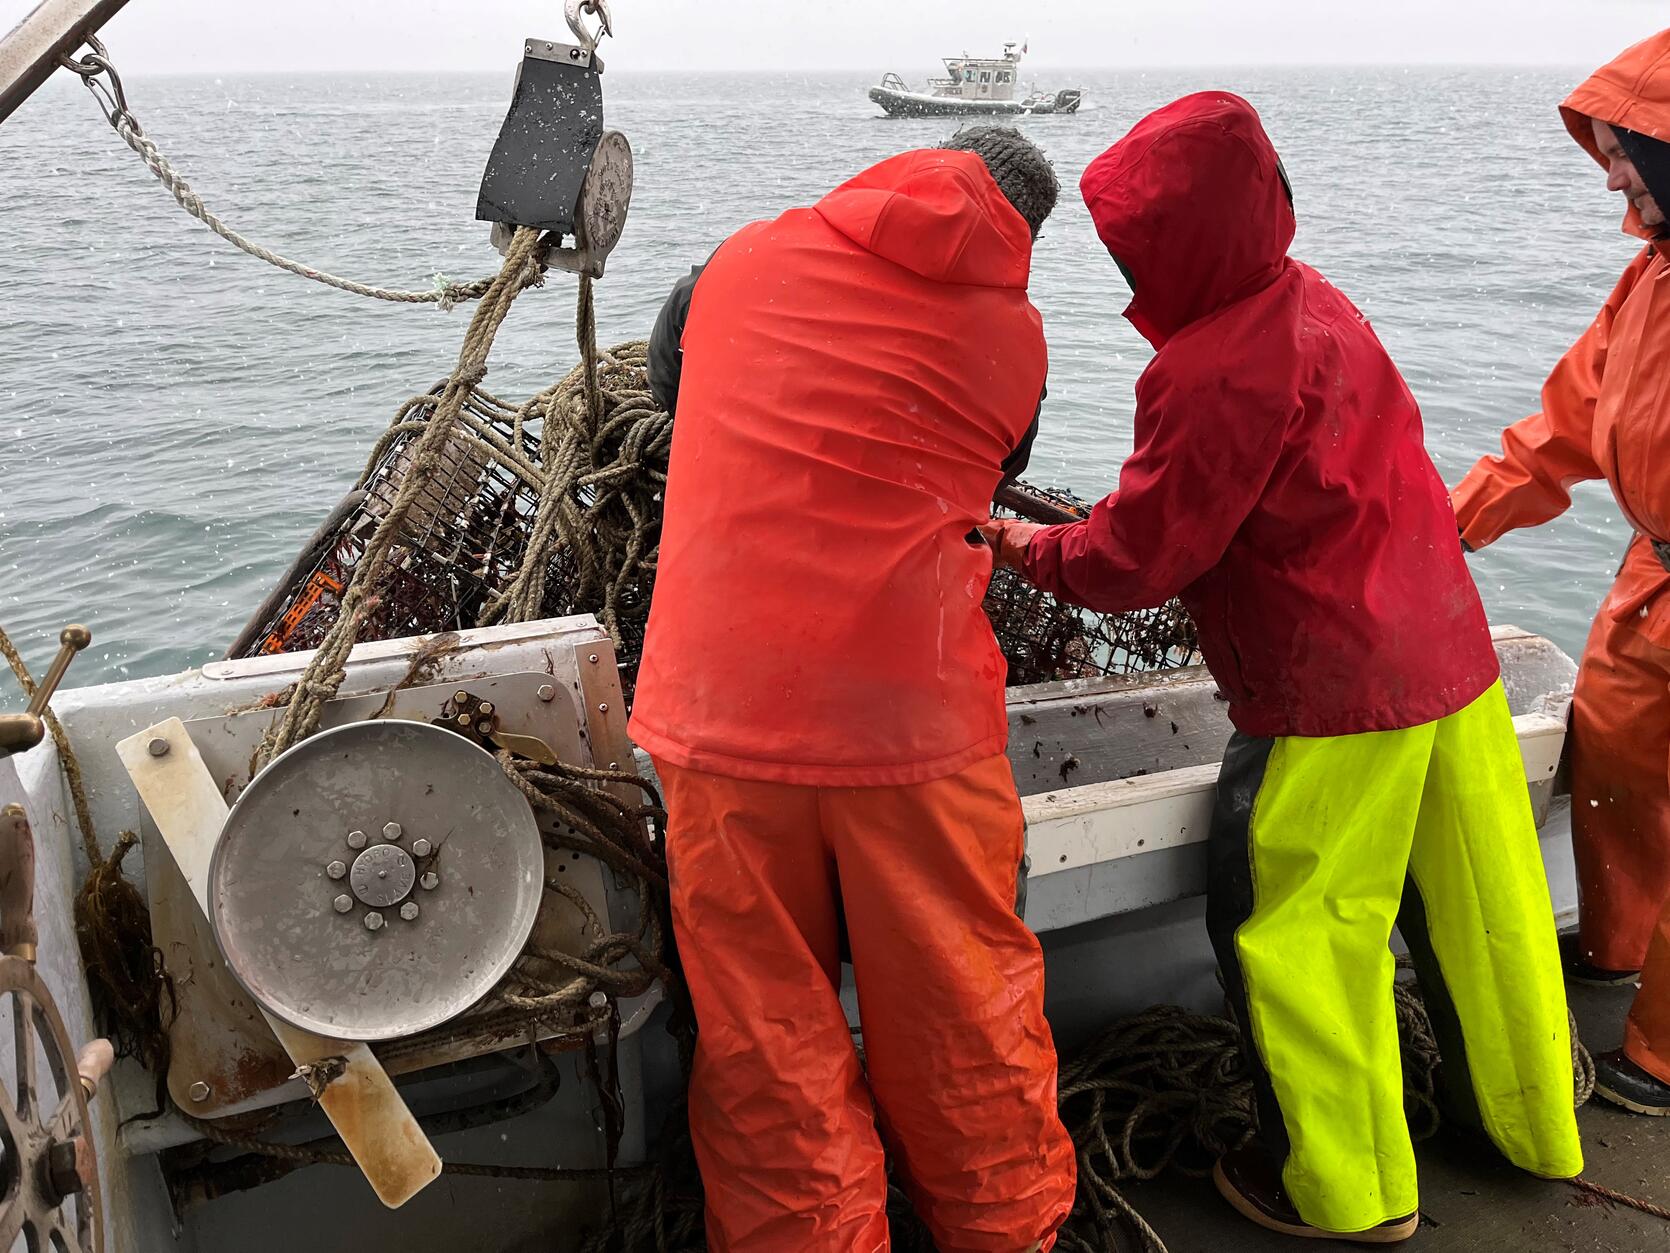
[4,0,1665,74]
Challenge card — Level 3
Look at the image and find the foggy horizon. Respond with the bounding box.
[3,0,1663,76]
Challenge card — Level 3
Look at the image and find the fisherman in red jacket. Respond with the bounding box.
[983,94,1583,1243]
[631,128,1075,1252]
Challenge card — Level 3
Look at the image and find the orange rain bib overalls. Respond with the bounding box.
[630,150,1077,1251]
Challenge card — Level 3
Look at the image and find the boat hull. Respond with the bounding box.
[868,86,1082,117]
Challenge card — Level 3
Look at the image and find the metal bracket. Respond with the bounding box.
[0,0,133,127]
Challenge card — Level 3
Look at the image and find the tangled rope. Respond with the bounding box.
[479,313,671,649]
[1051,978,1632,1253]
[0,626,175,1089]
[258,227,547,765]
[62,38,516,310]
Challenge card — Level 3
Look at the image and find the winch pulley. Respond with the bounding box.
[476,1,634,277]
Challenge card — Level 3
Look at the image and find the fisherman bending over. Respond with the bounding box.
[1454,28,1670,1116]
[630,128,1076,1252]
[983,93,1583,1244]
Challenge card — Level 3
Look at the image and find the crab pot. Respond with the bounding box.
[227,387,580,661]
[230,401,1200,701]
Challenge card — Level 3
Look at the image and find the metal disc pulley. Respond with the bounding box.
[209,720,545,1042]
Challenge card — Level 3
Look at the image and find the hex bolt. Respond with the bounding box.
[188,1081,211,1104]
[537,684,556,702]
[399,901,420,922]
[478,701,495,716]
[382,822,402,841]
[589,991,608,1010]
[420,871,440,891]
[454,690,470,704]
[476,720,494,735]
[454,713,473,728]
[147,737,169,757]
[45,1140,86,1200]
[346,829,367,849]
[364,912,385,931]
[411,838,432,858]
[326,860,347,880]
[333,894,354,913]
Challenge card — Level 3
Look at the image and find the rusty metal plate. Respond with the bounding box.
[208,720,544,1042]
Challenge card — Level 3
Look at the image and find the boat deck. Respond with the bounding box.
[1123,980,1670,1251]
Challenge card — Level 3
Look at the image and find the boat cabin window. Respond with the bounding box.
[981,71,992,82]
[997,71,1012,83]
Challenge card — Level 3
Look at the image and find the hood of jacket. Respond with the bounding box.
[1560,29,1670,240]
[814,148,1034,288]
[1079,91,1296,349]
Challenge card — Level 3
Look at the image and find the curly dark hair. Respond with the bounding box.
[939,126,1059,238]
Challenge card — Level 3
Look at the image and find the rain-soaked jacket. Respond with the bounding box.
[1452,31,1670,998]
[629,149,1047,786]
[1023,92,1499,738]
[1453,30,1670,611]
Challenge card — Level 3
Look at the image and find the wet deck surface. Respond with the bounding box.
[1121,982,1670,1252]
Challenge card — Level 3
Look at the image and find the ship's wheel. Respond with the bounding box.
[0,956,103,1253]
[0,624,108,1253]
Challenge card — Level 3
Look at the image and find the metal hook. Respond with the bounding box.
[56,34,135,132]
[564,0,613,53]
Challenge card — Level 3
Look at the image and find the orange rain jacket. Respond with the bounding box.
[1453,30,1670,587]
[1452,30,1670,1075]
[630,150,1046,787]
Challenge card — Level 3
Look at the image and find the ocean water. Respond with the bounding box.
[0,66,1642,688]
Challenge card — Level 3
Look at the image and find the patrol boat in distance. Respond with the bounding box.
[869,41,1084,117]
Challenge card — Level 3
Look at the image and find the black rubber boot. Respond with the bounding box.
[1212,1144,1418,1244]
[1560,931,1640,987]
[1594,1049,1670,1116]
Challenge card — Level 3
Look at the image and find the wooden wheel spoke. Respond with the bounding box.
[0,1079,29,1157]
[12,989,35,1123]
[46,1205,83,1253]
[41,1093,78,1148]
[0,1186,28,1251]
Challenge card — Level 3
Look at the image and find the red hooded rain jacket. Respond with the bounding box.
[1023,93,1499,739]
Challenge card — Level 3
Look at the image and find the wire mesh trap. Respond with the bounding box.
[229,368,1200,695]
[987,481,1201,685]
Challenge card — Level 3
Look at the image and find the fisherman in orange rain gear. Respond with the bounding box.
[628,127,1076,1251]
[1452,29,1670,1116]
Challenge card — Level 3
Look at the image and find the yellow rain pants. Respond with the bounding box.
[1205,680,1583,1233]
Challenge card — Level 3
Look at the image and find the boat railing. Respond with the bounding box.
[878,71,910,92]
